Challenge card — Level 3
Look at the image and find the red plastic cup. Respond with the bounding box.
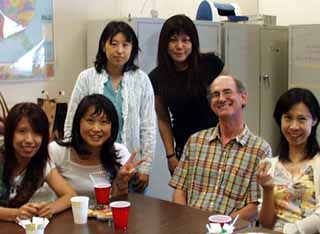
[110,201,131,229]
[94,183,111,205]
[208,215,232,227]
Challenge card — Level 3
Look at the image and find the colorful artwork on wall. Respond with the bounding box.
[0,0,54,81]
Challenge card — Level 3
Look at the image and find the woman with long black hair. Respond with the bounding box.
[0,103,75,221]
[258,88,320,233]
[52,94,142,200]
[149,14,227,174]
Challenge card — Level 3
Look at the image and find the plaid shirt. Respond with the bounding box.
[169,124,271,214]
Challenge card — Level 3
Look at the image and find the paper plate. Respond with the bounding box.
[88,205,112,221]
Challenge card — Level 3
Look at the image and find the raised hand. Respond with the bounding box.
[257,161,274,190]
[119,152,145,183]
[121,152,149,192]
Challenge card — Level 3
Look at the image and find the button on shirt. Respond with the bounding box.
[169,124,272,214]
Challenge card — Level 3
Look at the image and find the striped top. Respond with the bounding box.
[169,124,272,214]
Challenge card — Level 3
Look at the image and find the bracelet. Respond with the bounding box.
[166,153,176,159]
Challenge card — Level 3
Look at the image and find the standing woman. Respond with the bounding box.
[258,88,320,233]
[149,14,227,174]
[64,21,156,192]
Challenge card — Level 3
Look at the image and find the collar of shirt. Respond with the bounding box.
[208,123,250,146]
[101,69,130,85]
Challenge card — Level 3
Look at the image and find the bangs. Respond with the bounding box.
[169,27,191,38]
[109,30,133,43]
[90,106,109,120]
[25,112,48,135]
[85,102,113,121]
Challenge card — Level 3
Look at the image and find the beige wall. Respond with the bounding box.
[259,0,320,25]
[122,0,258,19]
[1,0,121,107]
[1,0,258,107]
[4,0,318,202]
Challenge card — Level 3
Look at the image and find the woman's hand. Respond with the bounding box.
[16,203,38,220]
[134,172,149,192]
[119,152,149,192]
[257,161,274,190]
[34,202,54,218]
[167,156,179,175]
[119,152,145,183]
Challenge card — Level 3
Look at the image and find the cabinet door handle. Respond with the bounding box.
[262,74,269,80]
[262,74,271,87]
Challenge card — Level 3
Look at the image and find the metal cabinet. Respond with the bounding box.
[222,23,288,152]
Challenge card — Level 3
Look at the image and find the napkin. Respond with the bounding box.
[206,223,235,234]
[17,217,49,234]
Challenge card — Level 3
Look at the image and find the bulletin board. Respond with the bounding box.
[289,25,320,87]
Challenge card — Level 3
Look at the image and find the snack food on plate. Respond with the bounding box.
[88,204,112,220]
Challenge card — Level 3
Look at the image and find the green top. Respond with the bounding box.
[103,78,124,143]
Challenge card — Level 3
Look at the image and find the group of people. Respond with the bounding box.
[0,13,319,234]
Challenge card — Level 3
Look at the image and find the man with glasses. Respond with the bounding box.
[169,75,271,221]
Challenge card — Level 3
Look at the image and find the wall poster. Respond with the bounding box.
[0,0,54,81]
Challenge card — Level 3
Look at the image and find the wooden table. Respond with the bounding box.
[1,194,250,234]
[237,227,283,234]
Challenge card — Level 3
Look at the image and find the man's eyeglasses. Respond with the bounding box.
[207,89,235,100]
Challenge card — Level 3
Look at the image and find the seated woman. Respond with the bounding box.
[258,88,320,233]
[0,103,75,222]
[50,94,141,201]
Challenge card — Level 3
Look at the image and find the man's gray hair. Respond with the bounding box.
[207,75,247,101]
[233,76,247,93]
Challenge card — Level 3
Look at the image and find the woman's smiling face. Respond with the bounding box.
[281,102,316,148]
[80,106,112,151]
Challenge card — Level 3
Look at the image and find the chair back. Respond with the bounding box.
[0,91,9,121]
[0,91,8,136]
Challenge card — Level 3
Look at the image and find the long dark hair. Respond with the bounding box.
[273,88,320,161]
[157,14,205,100]
[94,21,139,73]
[60,94,121,180]
[1,103,49,207]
